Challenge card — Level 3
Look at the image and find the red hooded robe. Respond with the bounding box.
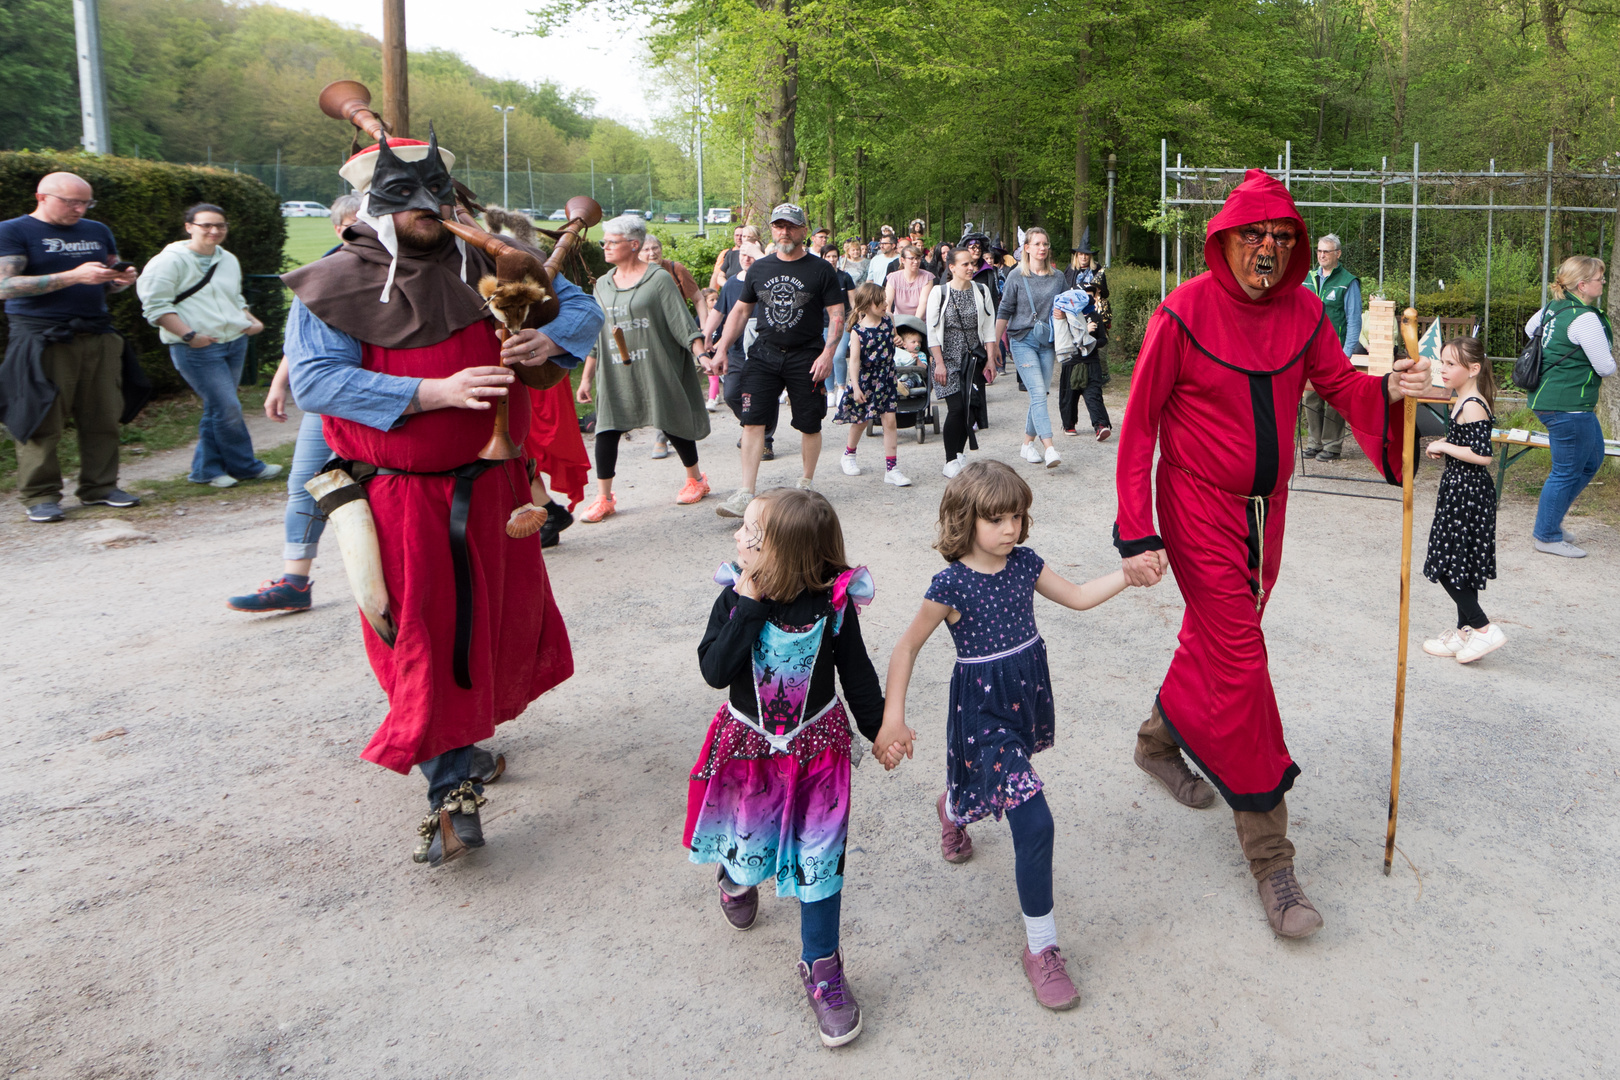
[1114,170,1406,811]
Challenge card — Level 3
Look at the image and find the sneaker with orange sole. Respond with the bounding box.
[676,473,711,505]
[579,493,617,523]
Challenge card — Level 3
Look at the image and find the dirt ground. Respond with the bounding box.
[1,380,1616,1080]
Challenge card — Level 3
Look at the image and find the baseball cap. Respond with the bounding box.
[770,203,807,226]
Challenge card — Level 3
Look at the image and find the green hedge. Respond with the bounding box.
[0,151,287,397]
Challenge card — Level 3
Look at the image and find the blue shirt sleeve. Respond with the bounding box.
[1343,278,1362,352]
[540,271,604,368]
[284,297,420,431]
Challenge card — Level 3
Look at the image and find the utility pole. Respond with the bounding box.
[72,0,111,153]
[382,0,409,137]
[694,33,707,235]
[493,105,514,207]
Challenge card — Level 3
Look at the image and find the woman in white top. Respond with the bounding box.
[137,202,273,487]
[924,249,1000,477]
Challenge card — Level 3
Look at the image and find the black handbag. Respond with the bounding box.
[1512,324,1545,390]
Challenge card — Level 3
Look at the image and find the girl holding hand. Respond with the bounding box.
[836,283,909,487]
[876,461,1132,1012]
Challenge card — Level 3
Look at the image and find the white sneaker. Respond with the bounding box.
[1043,446,1061,469]
[884,468,911,487]
[1422,627,1469,657]
[716,489,753,518]
[705,396,721,412]
[779,389,790,404]
[1020,442,1043,464]
[943,458,964,479]
[840,454,862,476]
[1455,624,1506,664]
[249,463,283,481]
[209,474,239,488]
[796,476,814,490]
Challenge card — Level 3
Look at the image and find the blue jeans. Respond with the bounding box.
[419,744,481,809]
[1533,410,1606,542]
[169,337,265,483]
[284,410,332,560]
[823,328,850,395]
[1008,335,1057,440]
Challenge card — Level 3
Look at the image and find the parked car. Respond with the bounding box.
[281,201,330,218]
[706,207,733,225]
[548,208,568,221]
[663,213,685,223]
[515,208,542,219]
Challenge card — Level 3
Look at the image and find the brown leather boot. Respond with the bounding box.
[1256,864,1323,938]
[1134,707,1216,808]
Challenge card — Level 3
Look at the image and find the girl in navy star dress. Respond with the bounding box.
[876,460,1132,1011]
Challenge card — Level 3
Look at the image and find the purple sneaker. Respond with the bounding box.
[1021,945,1081,1010]
[938,791,973,863]
[717,867,758,930]
[798,949,862,1047]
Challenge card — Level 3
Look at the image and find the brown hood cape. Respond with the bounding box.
[282,221,501,350]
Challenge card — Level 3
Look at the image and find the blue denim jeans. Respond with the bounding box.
[1533,410,1606,542]
[1008,335,1057,440]
[419,744,480,809]
[823,327,850,395]
[169,337,265,483]
[283,410,333,560]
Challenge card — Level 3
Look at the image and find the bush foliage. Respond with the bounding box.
[0,151,287,395]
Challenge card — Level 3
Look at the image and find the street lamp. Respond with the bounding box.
[493,104,515,208]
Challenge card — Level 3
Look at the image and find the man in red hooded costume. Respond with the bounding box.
[284,132,603,866]
[1116,170,1430,937]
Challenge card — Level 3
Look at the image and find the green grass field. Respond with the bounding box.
[283,216,340,268]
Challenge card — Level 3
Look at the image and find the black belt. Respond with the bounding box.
[374,460,498,690]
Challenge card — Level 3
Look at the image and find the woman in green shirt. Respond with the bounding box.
[575,214,711,523]
[1526,255,1614,558]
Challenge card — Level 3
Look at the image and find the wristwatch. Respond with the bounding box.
[181,330,197,343]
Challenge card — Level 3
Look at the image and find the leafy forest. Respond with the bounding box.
[3,0,1618,259]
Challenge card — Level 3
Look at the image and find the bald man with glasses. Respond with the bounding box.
[0,172,143,522]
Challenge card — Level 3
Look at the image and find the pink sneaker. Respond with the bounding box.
[937,791,973,863]
[1021,945,1081,1010]
[578,493,616,523]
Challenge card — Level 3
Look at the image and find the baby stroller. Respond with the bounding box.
[891,347,939,443]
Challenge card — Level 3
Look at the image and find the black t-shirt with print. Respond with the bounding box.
[740,252,845,352]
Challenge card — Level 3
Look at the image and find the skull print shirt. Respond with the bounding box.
[739,251,846,352]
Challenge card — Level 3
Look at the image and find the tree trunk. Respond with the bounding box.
[1070,31,1091,247]
[745,0,799,225]
[1391,0,1411,153]
[856,146,866,239]
[1598,186,1620,442]
[825,111,836,232]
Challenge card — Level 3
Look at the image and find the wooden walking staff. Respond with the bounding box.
[1384,306,1427,875]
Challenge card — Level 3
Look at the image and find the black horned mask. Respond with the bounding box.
[364,126,457,217]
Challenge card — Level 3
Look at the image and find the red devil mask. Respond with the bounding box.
[1203,170,1311,304]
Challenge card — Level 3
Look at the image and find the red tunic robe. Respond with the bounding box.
[522,379,590,510]
[1114,170,1407,811]
[324,320,574,774]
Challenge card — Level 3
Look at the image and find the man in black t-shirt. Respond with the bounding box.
[0,171,140,522]
[707,203,845,518]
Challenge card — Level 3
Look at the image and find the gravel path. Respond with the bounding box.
[1,380,1614,1079]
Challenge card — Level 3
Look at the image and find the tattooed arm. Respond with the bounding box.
[0,254,124,299]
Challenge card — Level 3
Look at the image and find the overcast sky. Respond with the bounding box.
[285,0,655,125]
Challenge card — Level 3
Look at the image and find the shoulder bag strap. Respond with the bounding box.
[173,261,219,305]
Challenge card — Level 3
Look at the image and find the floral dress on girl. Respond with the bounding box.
[687,565,883,901]
[924,546,1055,825]
[834,315,899,424]
[1422,396,1498,590]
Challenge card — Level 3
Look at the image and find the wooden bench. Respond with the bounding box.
[1490,428,1620,499]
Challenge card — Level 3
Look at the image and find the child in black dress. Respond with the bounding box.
[1421,337,1505,664]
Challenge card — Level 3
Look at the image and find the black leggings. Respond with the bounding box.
[594,430,697,479]
[943,391,970,461]
[1006,791,1055,918]
[1440,578,1489,630]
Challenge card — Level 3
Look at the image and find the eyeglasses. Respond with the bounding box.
[601,236,634,247]
[44,193,96,209]
[1236,226,1298,248]
[189,221,229,231]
